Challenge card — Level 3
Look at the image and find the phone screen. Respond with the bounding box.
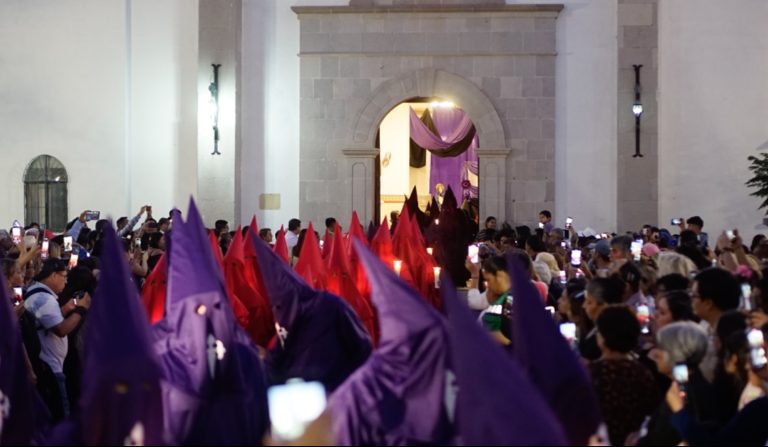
[13,287,22,305]
[636,304,650,334]
[41,240,49,260]
[11,227,21,244]
[671,218,682,226]
[63,236,73,253]
[560,322,577,342]
[559,270,566,285]
[673,363,689,384]
[631,240,642,261]
[468,244,479,264]
[571,249,582,266]
[268,380,327,442]
[86,210,101,221]
[68,253,79,269]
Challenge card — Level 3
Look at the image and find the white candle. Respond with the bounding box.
[426,247,433,256]
[393,259,402,277]
[433,266,441,289]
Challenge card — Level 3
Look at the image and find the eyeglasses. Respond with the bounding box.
[56,272,68,278]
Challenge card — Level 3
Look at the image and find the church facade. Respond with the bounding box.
[1,0,766,237]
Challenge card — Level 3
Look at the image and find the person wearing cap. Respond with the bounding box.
[23,258,91,419]
[590,239,612,278]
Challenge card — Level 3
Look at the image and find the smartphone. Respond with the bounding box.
[559,270,566,285]
[13,287,23,306]
[545,306,556,317]
[636,304,650,334]
[726,230,735,240]
[671,218,683,226]
[11,227,21,244]
[267,379,327,442]
[570,249,582,266]
[85,210,101,222]
[631,240,642,261]
[135,238,142,248]
[565,217,573,226]
[742,283,753,311]
[560,322,577,343]
[63,236,73,253]
[747,329,768,370]
[538,222,544,229]
[68,253,79,269]
[41,239,49,260]
[468,244,480,264]
[673,363,689,396]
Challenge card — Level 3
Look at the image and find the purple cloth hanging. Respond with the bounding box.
[430,108,478,199]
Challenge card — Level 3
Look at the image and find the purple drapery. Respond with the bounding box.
[409,107,479,200]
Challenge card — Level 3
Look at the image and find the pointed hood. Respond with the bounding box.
[441,185,458,211]
[273,225,290,264]
[508,256,602,445]
[78,222,165,445]
[347,211,368,247]
[326,223,376,342]
[155,199,269,444]
[369,218,394,263]
[208,230,225,271]
[241,218,276,346]
[0,276,49,444]
[141,253,167,324]
[406,187,430,232]
[221,227,257,335]
[328,241,452,445]
[321,228,332,259]
[441,274,567,445]
[294,223,328,290]
[251,233,372,392]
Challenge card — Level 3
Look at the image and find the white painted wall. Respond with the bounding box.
[509,0,618,233]
[0,0,126,230]
[240,0,346,232]
[0,0,198,231]
[658,0,768,240]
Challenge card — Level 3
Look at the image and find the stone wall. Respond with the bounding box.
[294,4,561,228]
[617,0,658,232]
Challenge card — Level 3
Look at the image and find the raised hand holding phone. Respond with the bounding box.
[268,379,327,442]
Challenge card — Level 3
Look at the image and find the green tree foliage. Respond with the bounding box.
[746,153,768,213]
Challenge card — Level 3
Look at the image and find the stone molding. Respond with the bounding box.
[292,4,563,15]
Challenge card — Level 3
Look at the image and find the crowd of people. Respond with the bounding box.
[3,191,768,445]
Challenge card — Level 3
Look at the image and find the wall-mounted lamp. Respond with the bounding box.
[632,64,643,158]
[209,63,221,155]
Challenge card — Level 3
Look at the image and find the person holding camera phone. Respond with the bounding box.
[22,259,91,420]
[117,205,150,237]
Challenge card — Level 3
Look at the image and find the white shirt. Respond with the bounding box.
[24,281,67,374]
[286,230,299,251]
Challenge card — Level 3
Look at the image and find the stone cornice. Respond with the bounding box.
[476,147,513,157]
[293,4,563,15]
[342,148,380,157]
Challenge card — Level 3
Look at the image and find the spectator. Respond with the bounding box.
[286,218,301,252]
[590,305,659,446]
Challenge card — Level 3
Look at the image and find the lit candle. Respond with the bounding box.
[433,266,441,289]
[435,219,440,225]
[393,259,402,277]
[426,247,433,256]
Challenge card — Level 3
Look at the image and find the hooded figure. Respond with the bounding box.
[328,240,454,445]
[47,222,164,445]
[508,256,603,445]
[441,273,566,445]
[250,234,371,393]
[154,199,269,445]
[0,274,50,444]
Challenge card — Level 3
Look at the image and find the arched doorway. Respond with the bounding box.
[343,69,510,230]
[24,154,68,231]
[376,98,479,225]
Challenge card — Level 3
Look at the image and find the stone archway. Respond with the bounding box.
[343,68,511,226]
